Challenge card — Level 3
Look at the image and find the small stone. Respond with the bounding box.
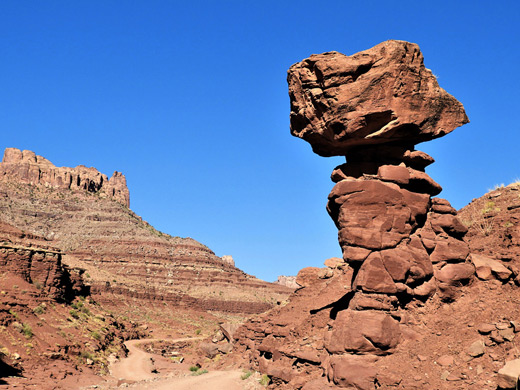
[437,355,454,367]
[417,355,427,362]
[440,371,450,380]
[477,323,496,334]
[476,365,484,375]
[318,267,334,279]
[446,373,460,381]
[324,257,344,269]
[497,322,511,330]
[490,330,505,344]
[468,340,485,357]
[500,327,516,342]
[511,321,520,333]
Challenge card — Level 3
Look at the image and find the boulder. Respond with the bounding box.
[288,40,468,157]
[327,355,378,389]
[471,254,512,281]
[498,359,520,389]
[325,310,401,355]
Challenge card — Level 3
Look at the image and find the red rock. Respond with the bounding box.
[295,267,321,287]
[407,168,442,195]
[430,236,470,263]
[431,197,457,215]
[429,213,468,238]
[327,354,378,389]
[437,354,454,366]
[324,257,344,268]
[220,323,242,342]
[377,165,410,185]
[402,150,435,170]
[0,148,130,207]
[477,323,496,334]
[325,310,401,355]
[353,253,397,293]
[471,253,512,281]
[288,40,468,157]
[342,245,371,263]
[435,263,475,285]
[498,359,520,389]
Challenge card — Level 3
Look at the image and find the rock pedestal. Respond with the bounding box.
[289,40,473,357]
[235,40,474,389]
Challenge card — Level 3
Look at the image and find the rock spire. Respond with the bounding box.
[235,40,475,389]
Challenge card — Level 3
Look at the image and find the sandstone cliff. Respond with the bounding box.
[0,148,291,319]
[0,148,130,207]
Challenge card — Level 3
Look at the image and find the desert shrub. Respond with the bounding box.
[69,309,80,319]
[241,370,253,380]
[80,351,94,360]
[22,323,33,339]
[189,366,199,372]
[33,304,45,315]
[482,201,497,214]
[259,374,270,386]
[191,369,208,376]
[195,329,201,335]
[90,331,102,341]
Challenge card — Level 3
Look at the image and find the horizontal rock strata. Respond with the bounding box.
[0,148,292,316]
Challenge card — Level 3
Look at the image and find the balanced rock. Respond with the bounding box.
[236,40,472,389]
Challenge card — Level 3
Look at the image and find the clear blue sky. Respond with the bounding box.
[1,1,519,281]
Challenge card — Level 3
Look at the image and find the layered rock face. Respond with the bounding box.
[0,220,86,302]
[236,40,474,389]
[0,149,291,316]
[0,148,130,207]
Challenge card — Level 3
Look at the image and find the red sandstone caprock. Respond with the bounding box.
[288,40,469,157]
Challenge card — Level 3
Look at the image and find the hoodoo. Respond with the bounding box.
[236,40,474,389]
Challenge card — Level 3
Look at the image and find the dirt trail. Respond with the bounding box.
[96,337,257,390]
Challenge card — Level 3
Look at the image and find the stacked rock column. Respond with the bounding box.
[286,40,475,374]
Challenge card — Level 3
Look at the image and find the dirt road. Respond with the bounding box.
[91,338,261,390]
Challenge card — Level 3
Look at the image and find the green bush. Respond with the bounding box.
[69,309,79,319]
[33,304,45,315]
[22,323,33,339]
[90,331,101,341]
[259,374,270,386]
[189,366,199,372]
[241,370,253,380]
[191,369,208,376]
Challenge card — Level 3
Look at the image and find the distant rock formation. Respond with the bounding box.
[221,255,235,266]
[0,148,130,207]
[236,40,473,389]
[274,275,298,289]
[0,148,292,317]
